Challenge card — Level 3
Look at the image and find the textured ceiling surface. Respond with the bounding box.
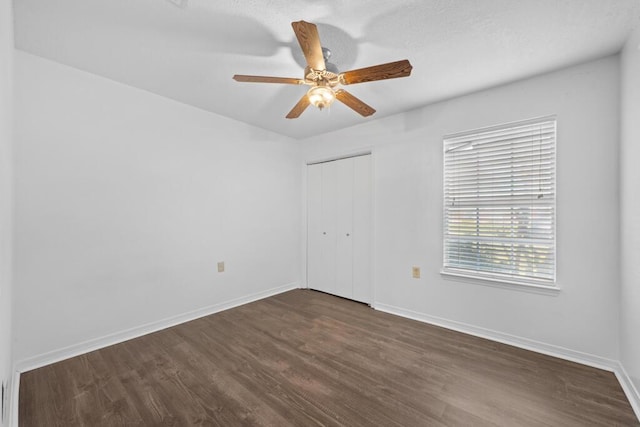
[13,0,640,139]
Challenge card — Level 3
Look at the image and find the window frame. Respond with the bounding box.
[441,116,558,291]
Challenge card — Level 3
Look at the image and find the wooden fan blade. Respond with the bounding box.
[286,94,311,119]
[233,75,305,85]
[291,20,326,71]
[335,90,376,117]
[340,59,413,85]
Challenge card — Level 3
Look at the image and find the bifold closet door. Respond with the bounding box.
[307,155,372,304]
[334,159,354,300]
[307,163,332,295]
[352,155,372,303]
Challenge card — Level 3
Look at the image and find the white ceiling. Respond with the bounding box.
[13,0,640,139]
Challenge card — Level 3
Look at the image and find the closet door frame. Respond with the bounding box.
[305,152,374,305]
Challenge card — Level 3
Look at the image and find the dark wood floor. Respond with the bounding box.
[20,289,639,426]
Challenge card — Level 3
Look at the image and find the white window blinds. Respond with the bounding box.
[443,117,556,285]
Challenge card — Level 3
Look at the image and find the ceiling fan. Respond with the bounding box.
[232,20,413,119]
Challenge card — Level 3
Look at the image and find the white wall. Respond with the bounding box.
[0,0,13,425]
[621,27,640,400]
[302,56,621,361]
[13,52,301,366]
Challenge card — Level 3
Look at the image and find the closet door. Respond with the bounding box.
[306,164,325,291]
[352,155,372,303]
[307,162,337,295]
[320,160,338,295]
[334,158,354,299]
[307,155,371,304]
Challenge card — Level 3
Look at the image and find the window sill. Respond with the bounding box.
[440,270,560,296]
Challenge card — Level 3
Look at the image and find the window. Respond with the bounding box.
[442,117,556,287]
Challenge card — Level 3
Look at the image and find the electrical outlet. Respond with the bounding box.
[412,266,421,279]
[217,261,225,273]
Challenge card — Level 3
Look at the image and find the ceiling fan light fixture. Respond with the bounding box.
[307,85,335,110]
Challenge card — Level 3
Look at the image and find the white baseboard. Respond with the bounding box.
[614,362,640,421]
[374,302,639,422]
[374,302,618,370]
[15,282,300,373]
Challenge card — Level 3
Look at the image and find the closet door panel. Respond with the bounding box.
[352,155,372,303]
[306,164,324,290]
[335,158,354,299]
[320,160,339,295]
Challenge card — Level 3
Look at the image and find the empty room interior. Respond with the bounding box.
[2,0,640,426]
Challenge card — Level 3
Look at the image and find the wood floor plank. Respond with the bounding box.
[19,289,640,426]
